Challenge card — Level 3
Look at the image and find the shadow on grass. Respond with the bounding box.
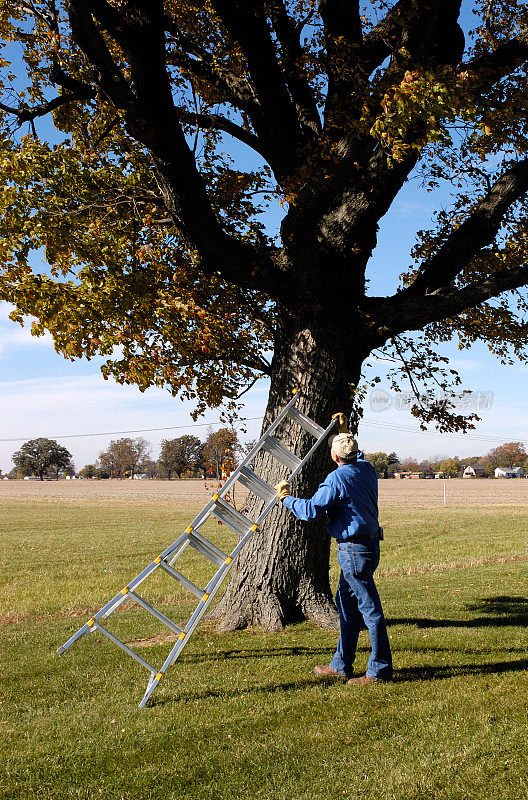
[394,657,528,683]
[150,674,336,706]
[150,656,528,706]
[387,595,528,629]
[179,644,336,665]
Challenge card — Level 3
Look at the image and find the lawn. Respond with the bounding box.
[1,500,527,800]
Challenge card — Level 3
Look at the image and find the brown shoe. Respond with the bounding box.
[314,665,347,678]
[347,675,385,685]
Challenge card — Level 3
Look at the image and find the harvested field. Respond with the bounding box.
[1,476,528,506]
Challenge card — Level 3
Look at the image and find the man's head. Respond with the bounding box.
[329,433,358,464]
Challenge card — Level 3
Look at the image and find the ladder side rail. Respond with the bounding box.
[287,418,337,483]
[250,417,337,528]
[139,555,236,707]
[201,393,301,503]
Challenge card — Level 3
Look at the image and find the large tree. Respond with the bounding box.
[12,437,74,480]
[159,434,203,478]
[485,441,527,468]
[97,436,150,478]
[2,2,528,629]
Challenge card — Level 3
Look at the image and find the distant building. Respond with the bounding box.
[393,472,423,479]
[494,466,524,478]
[434,472,445,479]
[463,465,487,479]
[131,473,149,480]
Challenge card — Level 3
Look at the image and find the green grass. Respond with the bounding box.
[1,501,528,800]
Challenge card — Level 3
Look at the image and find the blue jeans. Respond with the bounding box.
[329,541,392,680]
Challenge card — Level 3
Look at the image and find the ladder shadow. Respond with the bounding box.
[178,644,336,665]
[150,656,528,706]
[149,674,339,707]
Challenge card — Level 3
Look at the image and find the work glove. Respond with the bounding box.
[332,412,349,433]
[274,480,291,501]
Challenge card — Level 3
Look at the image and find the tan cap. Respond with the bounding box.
[331,433,358,460]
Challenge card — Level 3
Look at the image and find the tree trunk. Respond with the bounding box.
[210,317,366,632]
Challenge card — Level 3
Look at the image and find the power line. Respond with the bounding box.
[360,417,527,446]
[0,417,264,444]
[0,414,524,448]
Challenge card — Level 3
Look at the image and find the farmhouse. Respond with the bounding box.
[463,465,487,478]
[494,466,525,478]
[393,472,423,479]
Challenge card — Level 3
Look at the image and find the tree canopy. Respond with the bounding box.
[1,2,528,429]
[12,437,74,479]
[97,436,150,477]
[158,434,203,478]
[485,441,527,468]
[202,427,239,479]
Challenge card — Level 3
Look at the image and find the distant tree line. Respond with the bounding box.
[5,427,241,480]
[365,442,528,478]
[6,435,527,481]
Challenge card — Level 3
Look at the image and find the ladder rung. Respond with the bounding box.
[211,497,257,538]
[188,530,227,567]
[128,591,183,634]
[158,560,205,599]
[287,406,325,438]
[237,466,276,502]
[261,436,302,471]
[93,623,157,673]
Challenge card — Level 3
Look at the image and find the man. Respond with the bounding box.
[274,414,392,684]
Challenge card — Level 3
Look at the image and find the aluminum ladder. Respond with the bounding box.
[57,390,336,708]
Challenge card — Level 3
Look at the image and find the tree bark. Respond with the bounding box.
[211,314,365,632]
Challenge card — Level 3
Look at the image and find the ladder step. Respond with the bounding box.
[261,436,302,471]
[287,406,325,438]
[237,466,276,503]
[93,623,157,673]
[127,591,183,634]
[188,530,227,567]
[211,497,257,538]
[158,560,205,599]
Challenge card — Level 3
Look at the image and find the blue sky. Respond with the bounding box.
[1,2,528,473]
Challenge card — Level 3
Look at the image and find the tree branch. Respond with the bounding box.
[0,86,96,125]
[165,30,260,116]
[403,159,528,298]
[66,1,135,110]
[210,0,303,180]
[374,265,528,338]
[319,0,363,116]
[66,0,289,301]
[460,28,528,94]
[173,107,269,160]
[267,0,321,135]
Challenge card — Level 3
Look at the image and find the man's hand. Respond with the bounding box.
[332,412,349,433]
[274,480,291,501]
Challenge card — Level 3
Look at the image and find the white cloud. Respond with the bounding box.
[0,372,268,471]
[0,302,54,357]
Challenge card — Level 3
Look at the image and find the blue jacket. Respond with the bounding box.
[282,452,379,540]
